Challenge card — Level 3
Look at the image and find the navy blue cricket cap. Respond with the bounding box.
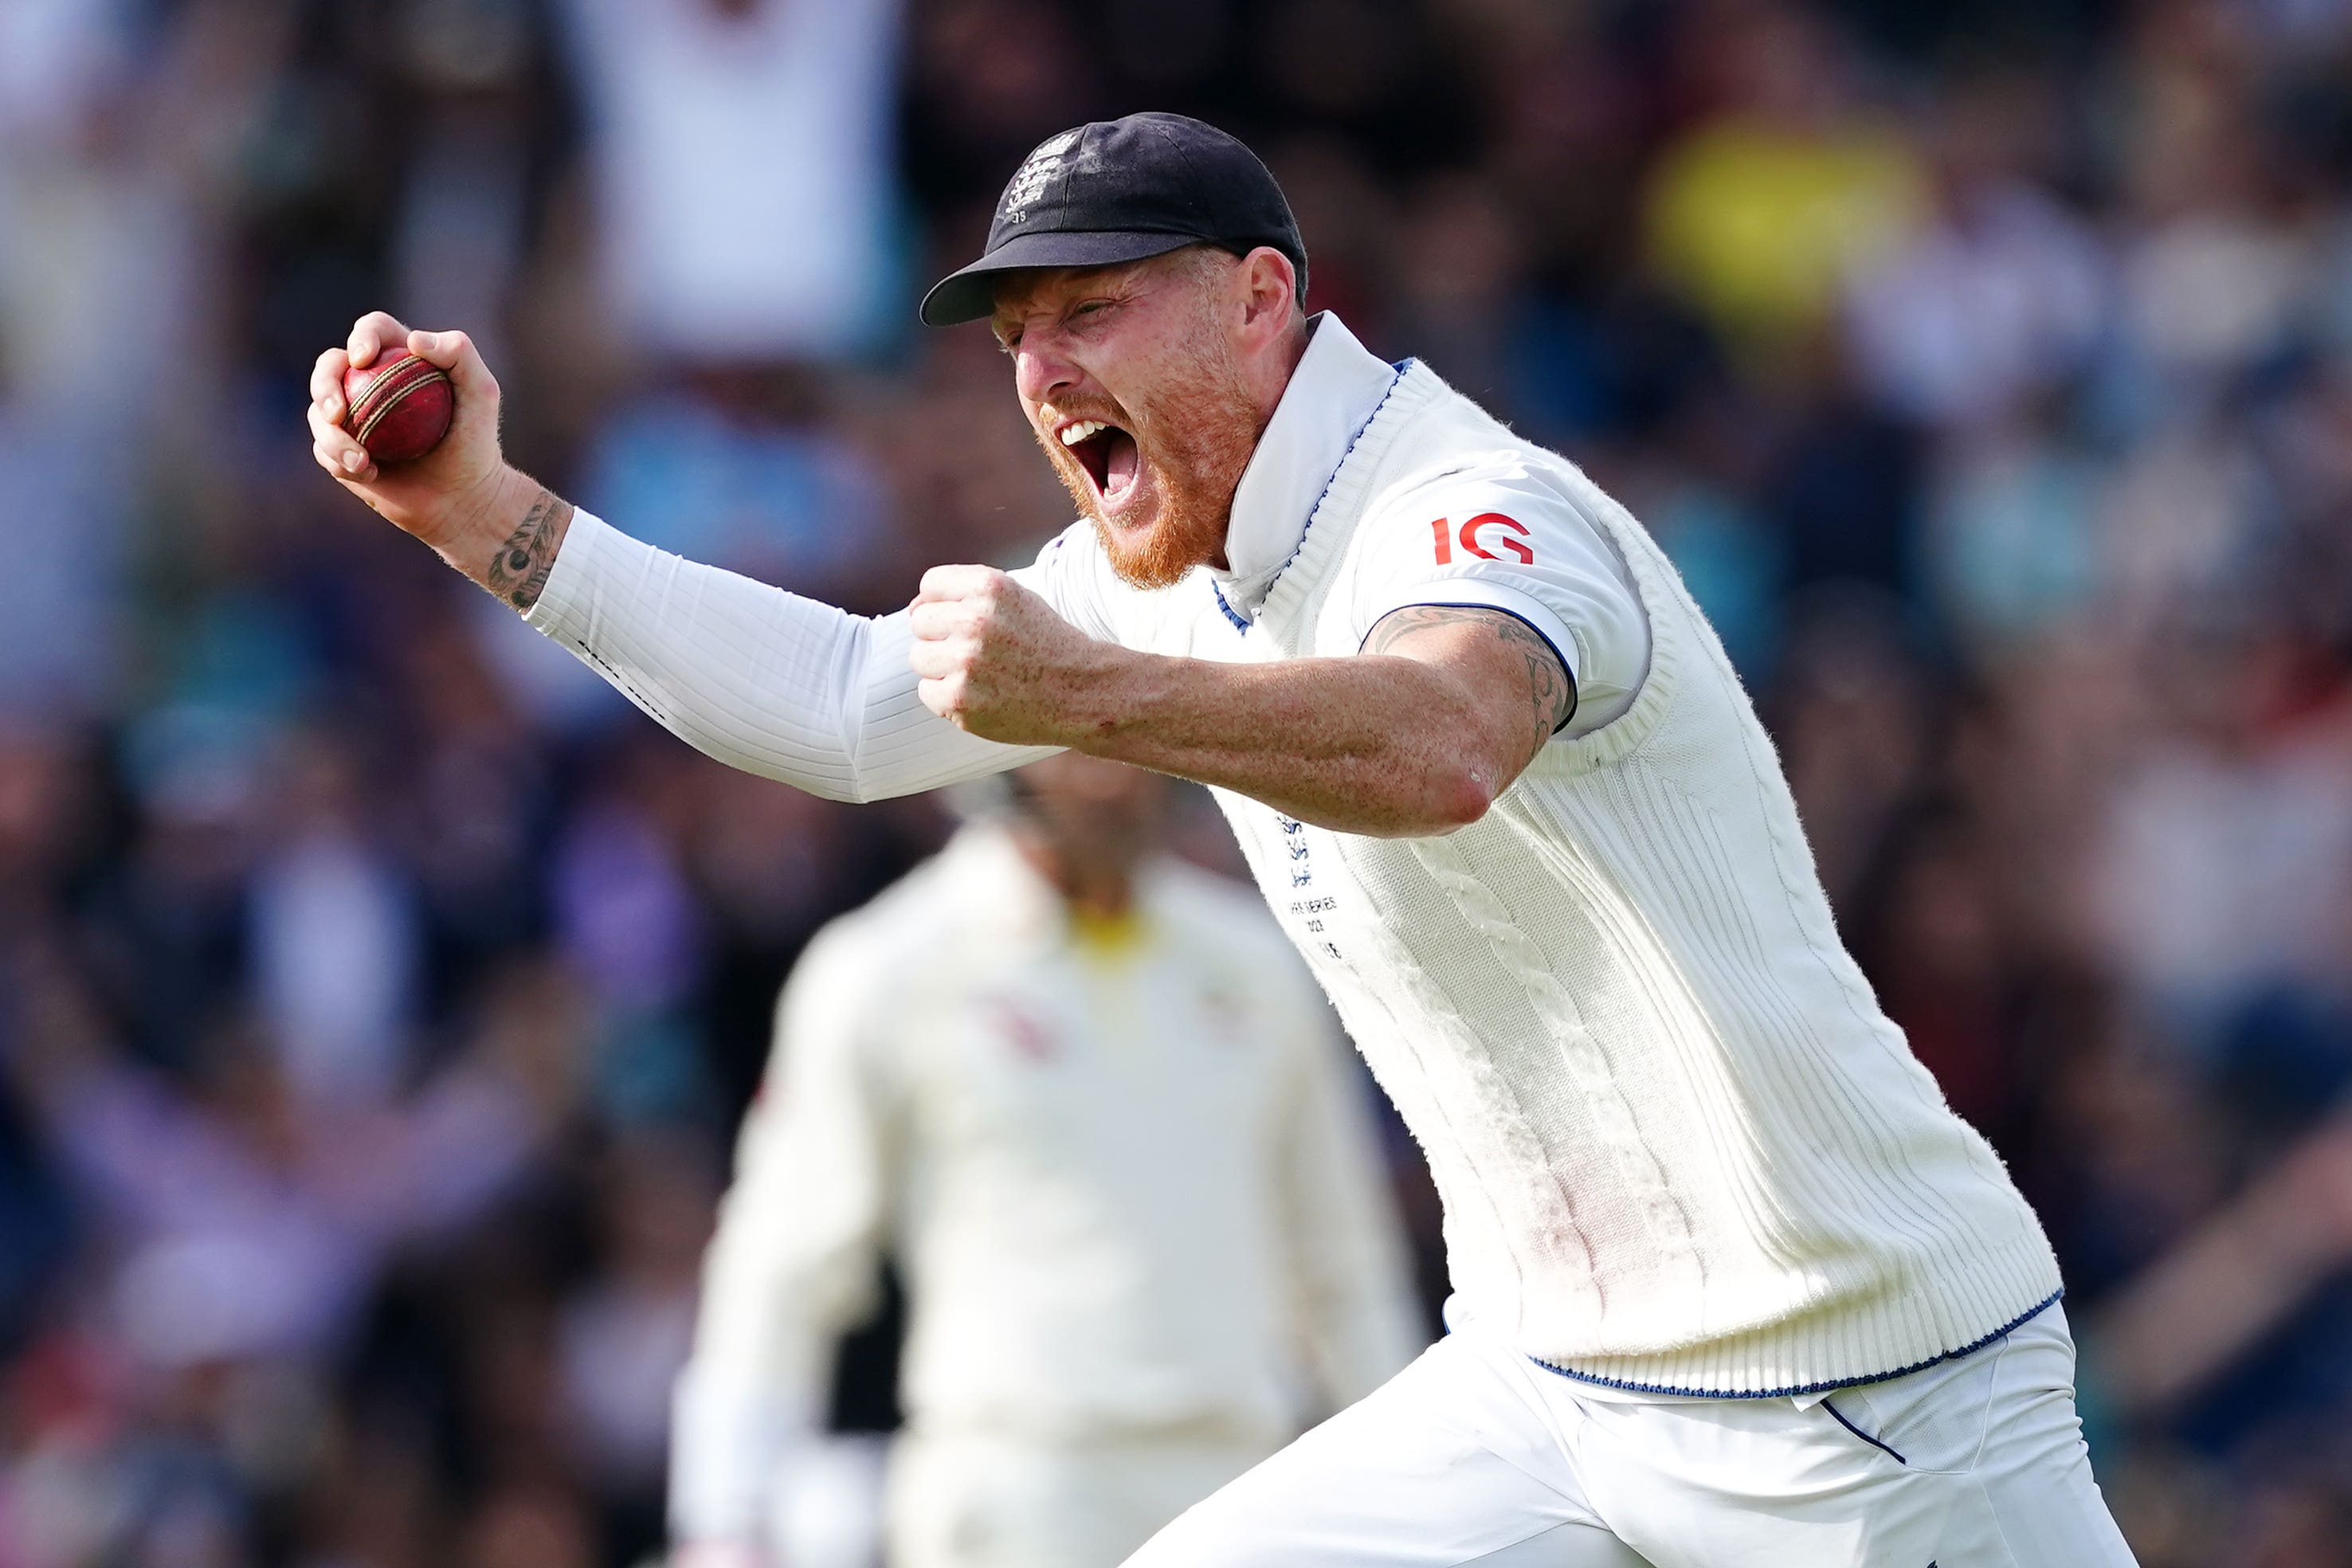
[919,112,1308,327]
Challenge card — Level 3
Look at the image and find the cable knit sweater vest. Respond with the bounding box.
[1188,363,2061,1396]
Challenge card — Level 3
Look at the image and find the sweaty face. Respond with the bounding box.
[993,253,1266,590]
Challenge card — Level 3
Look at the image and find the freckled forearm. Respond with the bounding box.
[1066,649,1513,836]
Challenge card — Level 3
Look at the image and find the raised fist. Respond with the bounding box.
[306,312,514,552]
[907,564,1113,747]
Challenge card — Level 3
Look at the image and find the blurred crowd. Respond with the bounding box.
[3,0,2351,1564]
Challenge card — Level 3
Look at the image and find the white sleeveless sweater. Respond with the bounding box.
[1188,363,2061,1396]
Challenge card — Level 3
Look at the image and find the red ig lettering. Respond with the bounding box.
[1429,513,1535,566]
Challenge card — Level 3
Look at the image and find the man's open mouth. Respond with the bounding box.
[1060,418,1141,508]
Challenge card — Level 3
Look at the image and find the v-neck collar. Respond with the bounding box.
[1209,312,1399,620]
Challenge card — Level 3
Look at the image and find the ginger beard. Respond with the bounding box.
[1030,292,1265,591]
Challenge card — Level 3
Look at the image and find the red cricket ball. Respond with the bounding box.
[342,351,455,465]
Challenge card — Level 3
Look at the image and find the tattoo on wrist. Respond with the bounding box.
[485,490,573,611]
[1363,604,1578,751]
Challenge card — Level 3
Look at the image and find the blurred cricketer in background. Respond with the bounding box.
[309,113,2138,1566]
[668,752,1420,1568]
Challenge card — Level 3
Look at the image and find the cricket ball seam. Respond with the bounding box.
[351,362,447,448]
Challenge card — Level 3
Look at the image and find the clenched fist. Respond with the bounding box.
[307,312,570,608]
[308,312,511,543]
[907,565,1124,747]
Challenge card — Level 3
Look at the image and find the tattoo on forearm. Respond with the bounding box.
[1363,604,1578,752]
[485,491,573,611]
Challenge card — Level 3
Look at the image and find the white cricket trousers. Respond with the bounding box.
[888,1427,1276,1568]
[1125,1307,2138,1566]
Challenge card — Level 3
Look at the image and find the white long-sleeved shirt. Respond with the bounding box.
[536,312,2061,1402]
[668,824,1421,1545]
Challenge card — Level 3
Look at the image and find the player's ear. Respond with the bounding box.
[1234,246,1299,340]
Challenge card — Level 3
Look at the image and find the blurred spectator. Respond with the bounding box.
[6,953,575,1372]
[247,731,422,1111]
[461,1482,598,1568]
[1843,69,2107,433]
[2087,625,2352,1047]
[1919,398,2103,661]
[385,0,563,377]
[559,0,907,364]
[1615,413,1786,683]
[574,368,892,593]
[558,1131,715,1554]
[2093,1108,2352,1424]
[1645,1,1926,365]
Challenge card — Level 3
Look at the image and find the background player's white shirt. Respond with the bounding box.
[667,823,1421,1546]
